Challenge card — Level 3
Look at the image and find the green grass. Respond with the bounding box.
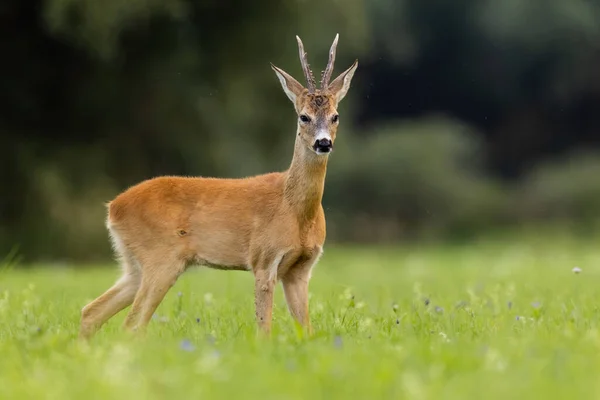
[2,234,600,399]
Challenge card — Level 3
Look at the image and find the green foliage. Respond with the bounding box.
[43,0,188,59]
[4,0,600,261]
[519,150,600,226]
[479,0,600,51]
[326,116,511,241]
[1,0,367,261]
[1,238,600,398]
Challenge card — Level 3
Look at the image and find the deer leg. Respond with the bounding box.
[281,259,314,334]
[122,262,184,333]
[254,268,277,335]
[253,251,287,335]
[79,262,141,339]
[254,251,285,336]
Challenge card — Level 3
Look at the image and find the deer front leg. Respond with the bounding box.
[253,251,287,335]
[281,258,314,335]
[253,268,276,335]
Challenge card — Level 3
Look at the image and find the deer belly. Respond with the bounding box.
[186,224,250,270]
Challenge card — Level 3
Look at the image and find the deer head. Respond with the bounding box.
[271,34,358,156]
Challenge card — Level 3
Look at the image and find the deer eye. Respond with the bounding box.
[332,114,339,123]
[299,115,311,123]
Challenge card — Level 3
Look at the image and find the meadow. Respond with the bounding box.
[2,232,600,399]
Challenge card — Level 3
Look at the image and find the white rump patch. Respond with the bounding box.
[106,217,140,273]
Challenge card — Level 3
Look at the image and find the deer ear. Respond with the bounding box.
[328,59,358,104]
[271,64,305,104]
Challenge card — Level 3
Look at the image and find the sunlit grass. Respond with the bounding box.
[2,234,600,399]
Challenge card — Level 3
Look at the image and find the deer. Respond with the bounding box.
[79,33,358,339]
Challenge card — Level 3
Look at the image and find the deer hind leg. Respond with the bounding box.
[122,256,185,333]
[79,253,141,340]
[281,253,320,335]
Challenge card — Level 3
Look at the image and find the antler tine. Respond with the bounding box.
[296,35,316,93]
[320,33,339,89]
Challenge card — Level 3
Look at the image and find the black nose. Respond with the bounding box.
[313,138,333,153]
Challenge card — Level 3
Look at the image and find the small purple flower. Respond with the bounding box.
[435,306,444,314]
[285,360,296,371]
[180,339,195,352]
[531,302,541,309]
[152,313,169,322]
[333,335,343,348]
[507,301,513,310]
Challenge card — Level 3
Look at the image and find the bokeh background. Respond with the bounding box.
[3,0,600,264]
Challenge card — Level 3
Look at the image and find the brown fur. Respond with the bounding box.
[79,35,358,339]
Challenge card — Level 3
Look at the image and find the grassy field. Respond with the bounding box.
[2,233,600,399]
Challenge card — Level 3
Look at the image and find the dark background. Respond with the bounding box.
[2,0,600,263]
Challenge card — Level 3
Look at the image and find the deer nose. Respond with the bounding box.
[313,138,333,153]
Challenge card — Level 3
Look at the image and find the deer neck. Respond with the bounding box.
[284,135,328,222]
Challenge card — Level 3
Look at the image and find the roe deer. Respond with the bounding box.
[79,34,358,339]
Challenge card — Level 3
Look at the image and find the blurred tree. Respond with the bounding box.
[0,0,367,261]
[358,0,600,178]
[325,116,511,242]
[3,0,600,261]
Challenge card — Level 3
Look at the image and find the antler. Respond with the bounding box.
[320,33,339,89]
[296,35,317,93]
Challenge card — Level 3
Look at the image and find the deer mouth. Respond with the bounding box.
[313,138,333,154]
